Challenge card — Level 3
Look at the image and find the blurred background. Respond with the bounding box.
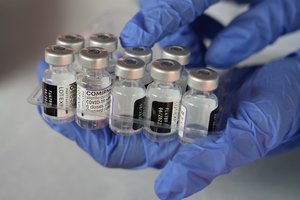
[0,0,300,199]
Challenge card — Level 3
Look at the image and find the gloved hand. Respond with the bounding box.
[37,52,300,199]
[154,51,300,199]
[120,0,300,68]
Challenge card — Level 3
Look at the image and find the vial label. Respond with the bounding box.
[150,101,180,133]
[208,106,219,133]
[178,105,187,138]
[76,84,111,120]
[43,82,76,117]
[132,96,146,130]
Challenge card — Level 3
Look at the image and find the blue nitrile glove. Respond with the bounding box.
[36,60,180,169]
[154,51,300,199]
[38,51,300,200]
[37,52,300,199]
[120,0,300,68]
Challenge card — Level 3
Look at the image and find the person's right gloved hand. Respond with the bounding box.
[154,51,300,199]
[120,0,300,68]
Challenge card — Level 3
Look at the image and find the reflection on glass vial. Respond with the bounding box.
[110,57,146,135]
[124,46,153,86]
[56,34,84,74]
[89,33,118,76]
[76,47,111,130]
[42,45,76,124]
[144,59,182,142]
[178,68,219,144]
[162,45,190,92]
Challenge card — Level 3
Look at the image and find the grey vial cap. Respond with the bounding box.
[151,59,181,82]
[162,45,191,66]
[56,34,84,53]
[124,46,152,64]
[45,45,74,66]
[79,47,108,69]
[188,68,219,92]
[89,33,118,52]
[115,57,145,80]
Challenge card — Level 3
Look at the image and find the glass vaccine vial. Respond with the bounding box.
[144,59,182,142]
[56,34,84,74]
[110,57,146,135]
[162,45,190,92]
[89,33,118,76]
[178,68,219,144]
[76,47,112,130]
[42,45,76,124]
[124,46,153,86]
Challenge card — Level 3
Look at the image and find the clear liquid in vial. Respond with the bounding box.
[42,72,76,124]
[76,75,111,130]
[110,86,145,135]
[179,93,217,143]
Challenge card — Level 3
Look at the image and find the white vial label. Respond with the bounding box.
[43,82,76,117]
[150,101,180,133]
[76,84,111,120]
[178,105,187,138]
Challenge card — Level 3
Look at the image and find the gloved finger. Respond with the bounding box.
[138,0,160,9]
[267,132,300,156]
[159,14,225,67]
[189,14,225,41]
[36,60,48,84]
[227,0,252,4]
[206,0,300,68]
[155,53,300,199]
[120,0,220,47]
[38,112,148,168]
[38,105,180,169]
[159,25,207,68]
[38,108,144,168]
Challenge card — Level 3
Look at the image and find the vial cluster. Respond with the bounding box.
[41,33,219,144]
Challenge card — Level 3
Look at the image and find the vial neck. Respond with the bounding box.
[154,80,175,88]
[50,65,69,72]
[83,68,104,76]
[190,88,212,96]
[118,77,140,86]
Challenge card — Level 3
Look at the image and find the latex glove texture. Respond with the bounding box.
[120,0,300,68]
[37,51,300,199]
[155,51,300,199]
